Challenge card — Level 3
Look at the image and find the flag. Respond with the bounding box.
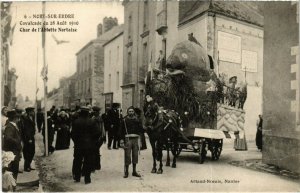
[41,65,48,79]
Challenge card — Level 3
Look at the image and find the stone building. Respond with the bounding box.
[1,2,13,106]
[58,75,76,109]
[122,1,263,139]
[178,1,264,140]
[122,1,179,111]
[6,68,18,108]
[262,1,299,173]
[74,17,120,110]
[103,25,124,110]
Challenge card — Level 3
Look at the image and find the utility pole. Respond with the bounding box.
[41,2,49,156]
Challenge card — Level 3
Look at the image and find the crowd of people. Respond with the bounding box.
[1,102,147,189]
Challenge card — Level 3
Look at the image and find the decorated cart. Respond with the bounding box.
[145,37,247,164]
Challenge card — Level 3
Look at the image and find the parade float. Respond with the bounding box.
[145,38,248,163]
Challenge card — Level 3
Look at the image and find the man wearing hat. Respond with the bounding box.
[120,106,144,178]
[91,106,105,171]
[71,106,101,184]
[107,103,121,149]
[21,107,36,172]
[3,109,23,180]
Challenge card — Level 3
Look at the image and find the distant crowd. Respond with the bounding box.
[2,103,147,190]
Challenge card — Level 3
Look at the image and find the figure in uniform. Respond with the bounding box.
[71,106,100,184]
[21,107,36,172]
[3,109,22,180]
[120,106,144,178]
[91,106,106,171]
[107,103,121,149]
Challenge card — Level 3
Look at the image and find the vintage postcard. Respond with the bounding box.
[1,0,299,192]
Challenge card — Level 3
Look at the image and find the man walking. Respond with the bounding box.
[21,107,36,172]
[71,106,100,184]
[3,109,22,181]
[36,108,44,133]
[107,103,121,149]
[120,106,144,178]
[91,106,106,171]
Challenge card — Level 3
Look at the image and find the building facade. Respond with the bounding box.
[1,2,13,107]
[262,1,299,173]
[6,68,18,108]
[103,25,124,110]
[122,1,263,140]
[122,1,179,111]
[74,17,120,110]
[178,1,264,140]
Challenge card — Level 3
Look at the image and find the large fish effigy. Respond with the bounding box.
[145,40,247,134]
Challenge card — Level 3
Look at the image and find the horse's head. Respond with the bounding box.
[143,98,159,130]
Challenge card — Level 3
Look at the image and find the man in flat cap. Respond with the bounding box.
[71,106,101,184]
[21,107,36,172]
[91,106,105,171]
[3,109,23,181]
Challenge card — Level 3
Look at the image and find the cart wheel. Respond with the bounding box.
[198,142,206,164]
[211,139,223,160]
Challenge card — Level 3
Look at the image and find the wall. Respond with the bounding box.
[104,34,123,105]
[93,43,105,110]
[262,1,300,173]
[123,1,140,110]
[216,16,264,87]
[178,14,208,52]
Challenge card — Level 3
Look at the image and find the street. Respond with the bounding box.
[35,133,300,192]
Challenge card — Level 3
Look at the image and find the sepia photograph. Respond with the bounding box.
[1,0,299,192]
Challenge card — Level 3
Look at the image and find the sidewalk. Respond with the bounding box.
[15,135,41,192]
[224,139,300,180]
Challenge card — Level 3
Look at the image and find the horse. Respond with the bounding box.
[143,99,193,174]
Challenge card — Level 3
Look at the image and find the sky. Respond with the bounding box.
[9,2,124,101]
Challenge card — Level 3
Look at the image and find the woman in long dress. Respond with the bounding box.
[256,114,263,151]
[55,111,71,150]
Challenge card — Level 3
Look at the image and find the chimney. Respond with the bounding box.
[97,23,103,37]
[103,17,118,33]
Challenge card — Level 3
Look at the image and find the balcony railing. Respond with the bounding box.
[156,9,167,35]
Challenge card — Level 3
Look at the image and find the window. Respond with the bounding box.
[143,0,149,31]
[109,50,111,66]
[128,15,132,39]
[143,43,148,66]
[88,78,91,92]
[82,59,84,72]
[85,57,87,71]
[83,80,86,94]
[109,74,111,91]
[77,61,80,73]
[116,71,119,90]
[127,52,132,72]
[117,46,119,65]
[89,54,92,70]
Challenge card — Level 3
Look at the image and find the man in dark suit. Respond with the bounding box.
[107,103,121,149]
[21,107,36,172]
[71,106,100,184]
[36,108,44,133]
[3,109,23,180]
[91,106,105,171]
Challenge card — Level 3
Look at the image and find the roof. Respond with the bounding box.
[103,24,124,47]
[179,1,263,27]
[76,24,124,55]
